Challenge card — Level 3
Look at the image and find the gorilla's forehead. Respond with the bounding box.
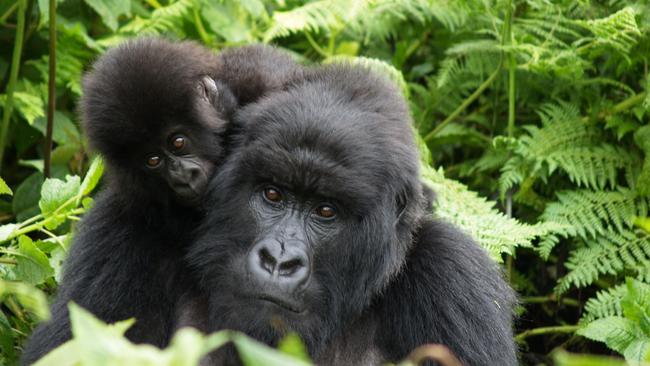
[242,137,380,207]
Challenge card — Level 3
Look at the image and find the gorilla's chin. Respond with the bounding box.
[208,290,334,355]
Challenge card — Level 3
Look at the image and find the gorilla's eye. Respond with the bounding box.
[263,187,282,203]
[146,155,161,168]
[172,135,186,151]
[315,205,336,219]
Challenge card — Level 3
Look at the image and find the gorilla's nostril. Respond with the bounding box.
[279,258,303,276]
[258,247,276,274]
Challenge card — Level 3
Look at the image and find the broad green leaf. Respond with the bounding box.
[277,333,311,362]
[233,332,311,366]
[240,0,266,17]
[39,175,80,216]
[0,224,17,242]
[621,278,650,334]
[83,0,131,31]
[32,111,81,145]
[578,316,640,355]
[0,279,49,320]
[0,310,15,362]
[0,177,12,196]
[11,91,45,125]
[33,341,77,366]
[623,339,650,364]
[13,172,44,222]
[36,0,66,28]
[51,144,82,165]
[553,349,626,366]
[79,157,104,197]
[13,236,54,285]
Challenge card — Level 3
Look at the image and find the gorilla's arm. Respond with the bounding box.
[377,218,518,366]
[20,193,189,364]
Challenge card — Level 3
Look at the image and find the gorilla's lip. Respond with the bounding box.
[172,183,202,200]
[256,294,304,313]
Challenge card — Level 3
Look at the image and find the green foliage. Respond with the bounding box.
[1,0,650,364]
[578,279,650,363]
[34,303,311,366]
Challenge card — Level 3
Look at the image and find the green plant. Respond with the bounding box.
[1,0,650,364]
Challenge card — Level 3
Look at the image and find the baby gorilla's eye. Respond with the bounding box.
[263,187,282,203]
[315,205,336,219]
[172,135,186,151]
[146,155,161,168]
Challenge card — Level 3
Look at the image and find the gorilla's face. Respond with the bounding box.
[189,80,421,356]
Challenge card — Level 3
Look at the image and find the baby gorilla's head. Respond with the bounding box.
[81,38,235,205]
[188,65,427,359]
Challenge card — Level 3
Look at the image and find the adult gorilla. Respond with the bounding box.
[187,65,517,365]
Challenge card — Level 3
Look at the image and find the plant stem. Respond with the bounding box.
[522,295,580,307]
[515,325,580,342]
[0,0,27,173]
[305,32,329,58]
[0,257,17,265]
[192,7,211,45]
[612,91,646,114]
[0,2,19,25]
[504,0,516,280]
[425,0,516,143]
[146,0,162,9]
[43,0,56,178]
[423,64,503,142]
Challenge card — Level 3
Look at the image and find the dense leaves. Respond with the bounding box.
[0,0,649,365]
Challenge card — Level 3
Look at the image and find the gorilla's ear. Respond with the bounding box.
[198,76,219,103]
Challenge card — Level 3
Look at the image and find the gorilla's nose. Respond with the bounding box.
[248,240,310,291]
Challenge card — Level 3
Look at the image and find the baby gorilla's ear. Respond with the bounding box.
[198,76,219,103]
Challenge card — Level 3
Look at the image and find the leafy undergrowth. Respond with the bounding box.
[1,0,650,365]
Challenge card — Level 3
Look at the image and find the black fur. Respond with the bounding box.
[187,65,517,366]
[20,38,302,365]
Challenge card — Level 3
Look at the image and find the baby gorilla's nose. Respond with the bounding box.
[248,239,310,292]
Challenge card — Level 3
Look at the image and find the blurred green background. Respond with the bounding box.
[1,0,650,365]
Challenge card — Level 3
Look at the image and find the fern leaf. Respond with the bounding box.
[582,284,627,323]
[556,230,650,294]
[577,7,641,56]
[541,189,649,240]
[120,0,195,35]
[509,102,639,190]
[577,316,642,356]
[422,166,558,261]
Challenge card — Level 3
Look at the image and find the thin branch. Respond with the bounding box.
[522,295,581,307]
[305,32,328,58]
[515,325,580,342]
[0,1,19,25]
[43,0,56,178]
[423,64,503,142]
[0,0,27,173]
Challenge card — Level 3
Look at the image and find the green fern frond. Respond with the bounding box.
[120,0,195,35]
[510,102,639,190]
[577,7,641,56]
[264,0,363,41]
[422,166,558,261]
[556,230,650,294]
[541,189,649,240]
[582,284,627,323]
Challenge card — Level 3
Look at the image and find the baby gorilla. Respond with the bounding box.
[21,38,302,364]
[187,65,518,365]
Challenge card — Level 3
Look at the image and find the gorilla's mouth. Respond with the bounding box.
[257,294,304,313]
